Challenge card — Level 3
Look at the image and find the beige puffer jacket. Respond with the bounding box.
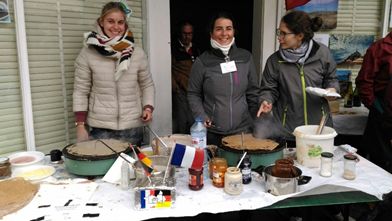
[73,46,155,130]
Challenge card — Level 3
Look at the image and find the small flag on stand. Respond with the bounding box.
[285,0,310,10]
[131,144,154,176]
[170,143,204,170]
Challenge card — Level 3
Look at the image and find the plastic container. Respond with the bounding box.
[190,117,208,178]
[293,125,337,168]
[190,117,207,149]
[120,161,130,190]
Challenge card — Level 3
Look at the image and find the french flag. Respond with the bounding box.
[170,143,204,170]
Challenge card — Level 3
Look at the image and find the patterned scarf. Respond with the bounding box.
[279,39,313,64]
[84,24,135,81]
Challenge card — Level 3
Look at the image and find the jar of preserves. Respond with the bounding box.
[212,158,227,188]
[343,154,358,180]
[189,167,203,191]
[224,167,243,195]
[320,152,333,177]
[0,157,11,179]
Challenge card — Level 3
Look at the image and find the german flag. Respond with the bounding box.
[131,144,154,176]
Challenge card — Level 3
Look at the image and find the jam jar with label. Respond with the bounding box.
[189,167,204,190]
[224,167,243,195]
[0,157,11,179]
[212,158,227,188]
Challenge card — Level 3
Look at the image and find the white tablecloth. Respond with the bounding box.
[3,147,392,221]
[332,104,369,135]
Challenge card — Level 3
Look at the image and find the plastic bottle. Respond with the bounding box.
[120,161,130,190]
[190,117,208,178]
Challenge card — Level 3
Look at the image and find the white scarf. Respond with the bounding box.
[210,37,235,56]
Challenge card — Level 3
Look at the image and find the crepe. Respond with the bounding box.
[0,178,39,218]
[67,139,128,157]
[222,134,279,151]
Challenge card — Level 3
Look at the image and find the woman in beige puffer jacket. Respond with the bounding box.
[73,2,155,144]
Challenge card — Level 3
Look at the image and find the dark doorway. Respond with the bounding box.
[170,0,254,53]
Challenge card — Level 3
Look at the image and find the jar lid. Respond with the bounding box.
[321,152,333,158]
[344,154,358,160]
[0,157,9,165]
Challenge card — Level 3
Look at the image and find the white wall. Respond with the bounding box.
[144,0,172,137]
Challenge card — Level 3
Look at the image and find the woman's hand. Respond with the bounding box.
[141,109,153,122]
[76,125,89,142]
[257,100,273,117]
[204,118,212,128]
[325,88,338,101]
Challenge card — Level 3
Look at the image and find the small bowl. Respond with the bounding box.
[8,151,45,167]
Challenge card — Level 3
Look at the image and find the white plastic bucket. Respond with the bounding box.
[293,125,337,168]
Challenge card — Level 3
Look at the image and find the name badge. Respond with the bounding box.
[220,61,237,74]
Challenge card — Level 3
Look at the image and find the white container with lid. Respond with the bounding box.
[293,125,337,168]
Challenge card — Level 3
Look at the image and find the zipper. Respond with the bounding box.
[282,106,288,127]
[297,63,308,125]
[115,62,120,128]
[225,55,234,129]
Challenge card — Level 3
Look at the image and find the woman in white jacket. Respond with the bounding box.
[73,1,155,144]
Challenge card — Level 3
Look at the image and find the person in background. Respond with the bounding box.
[356,32,392,173]
[73,1,155,145]
[257,10,339,144]
[172,20,201,134]
[187,11,260,146]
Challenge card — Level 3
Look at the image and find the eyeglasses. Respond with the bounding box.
[276,29,295,38]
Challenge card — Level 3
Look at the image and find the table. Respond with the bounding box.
[2,147,392,221]
[332,104,369,136]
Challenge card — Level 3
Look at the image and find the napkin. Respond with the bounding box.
[102,153,136,184]
[305,87,341,98]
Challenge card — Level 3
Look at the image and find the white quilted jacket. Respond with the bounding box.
[73,46,155,130]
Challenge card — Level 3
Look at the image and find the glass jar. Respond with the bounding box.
[0,157,11,179]
[224,167,243,195]
[239,156,252,184]
[320,152,333,177]
[212,158,227,188]
[189,167,203,191]
[343,154,358,180]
